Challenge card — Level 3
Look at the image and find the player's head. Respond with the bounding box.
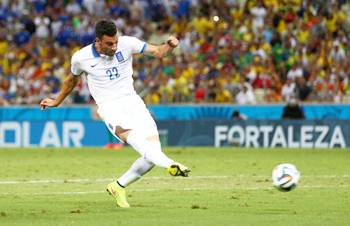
[95,20,118,56]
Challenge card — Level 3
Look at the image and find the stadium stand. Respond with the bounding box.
[0,0,350,105]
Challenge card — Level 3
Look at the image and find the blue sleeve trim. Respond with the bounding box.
[91,43,101,58]
[140,43,147,54]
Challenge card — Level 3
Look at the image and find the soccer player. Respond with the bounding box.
[40,20,190,208]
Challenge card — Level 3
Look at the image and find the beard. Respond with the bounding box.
[101,48,116,57]
[104,51,116,57]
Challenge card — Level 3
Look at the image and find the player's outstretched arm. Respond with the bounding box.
[40,73,80,110]
[144,36,179,58]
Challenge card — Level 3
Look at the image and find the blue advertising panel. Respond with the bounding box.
[0,120,110,147]
[0,107,92,120]
[0,119,349,148]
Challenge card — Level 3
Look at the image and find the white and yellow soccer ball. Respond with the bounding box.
[272,163,300,192]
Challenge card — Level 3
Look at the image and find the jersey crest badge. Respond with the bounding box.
[116,52,124,62]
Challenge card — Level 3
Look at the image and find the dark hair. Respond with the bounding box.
[232,110,240,118]
[95,20,117,39]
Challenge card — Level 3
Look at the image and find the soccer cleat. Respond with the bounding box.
[167,162,191,177]
[106,181,130,208]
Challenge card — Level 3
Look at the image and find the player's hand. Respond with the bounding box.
[167,36,179,48]
[40,98,59,110]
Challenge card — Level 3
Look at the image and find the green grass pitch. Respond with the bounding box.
[0,147,349,226]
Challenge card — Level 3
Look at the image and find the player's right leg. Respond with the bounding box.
[126,129,191,177]
[146,135,190,177]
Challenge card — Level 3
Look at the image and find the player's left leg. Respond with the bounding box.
[107,157,154,208]
[117,156,154,186]
[106,181,130,208]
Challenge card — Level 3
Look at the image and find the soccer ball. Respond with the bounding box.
[272,163,300,192]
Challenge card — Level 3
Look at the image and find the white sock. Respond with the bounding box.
[127,129,173,168]
[117,157,154,187]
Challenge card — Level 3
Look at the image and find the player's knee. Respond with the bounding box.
[115,126,130,142]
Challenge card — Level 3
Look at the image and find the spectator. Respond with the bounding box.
[287,62,303,81]
[295,77,312,102]
[236,83,256,104]
[282,98,305,119]
[231,110,247,120]
[250,0,267,34]
[330,40,346,64]
[281,78,296,102]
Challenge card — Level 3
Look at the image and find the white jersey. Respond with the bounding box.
[71,36,147,105]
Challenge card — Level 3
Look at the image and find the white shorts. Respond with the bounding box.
[97,95,158,141]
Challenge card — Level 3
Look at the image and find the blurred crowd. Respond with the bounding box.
[1,0,350,106]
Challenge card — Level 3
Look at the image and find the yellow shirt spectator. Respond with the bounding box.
[264,0,279,10]
[277,20,287,34]
[181,67,195,79]
[190,16,214,34]
[216,88,232,103]
[325,14,337,33]
[145,91,161,104]
[0,40,8,56]
[174,76,189,97]
[297,26,310,44]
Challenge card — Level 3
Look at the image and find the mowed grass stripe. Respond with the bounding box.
[1,184,350,196]
[1,174,349,184]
